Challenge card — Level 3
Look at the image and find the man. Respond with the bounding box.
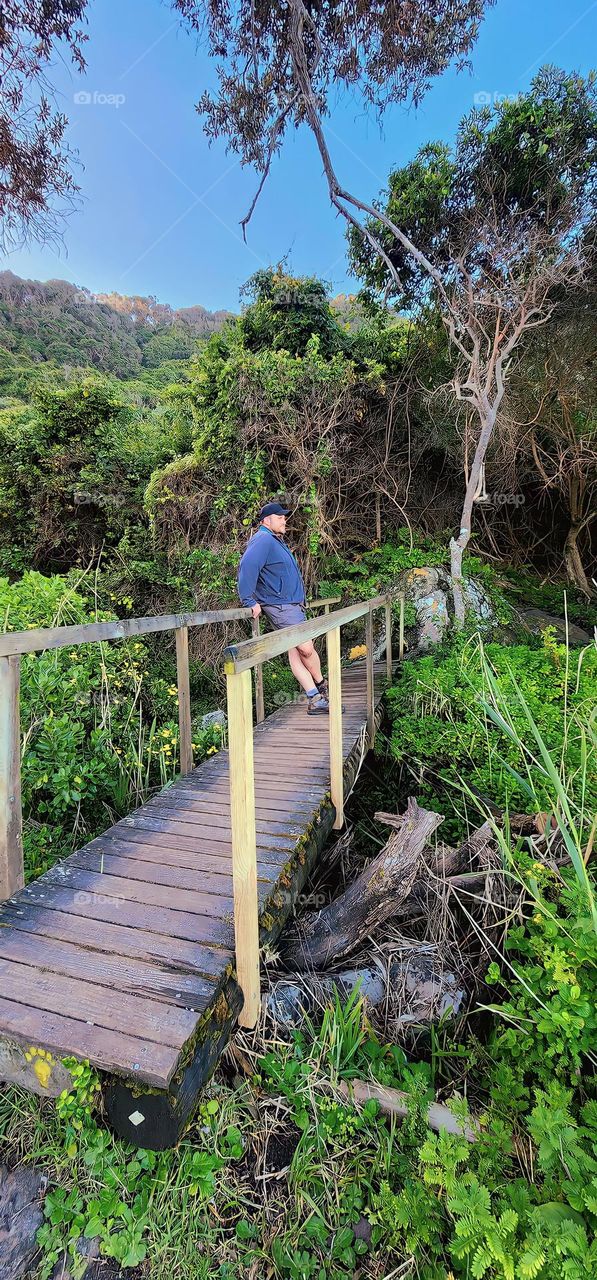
[237,501,330,715]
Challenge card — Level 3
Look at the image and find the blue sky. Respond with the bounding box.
[5,0,597,311]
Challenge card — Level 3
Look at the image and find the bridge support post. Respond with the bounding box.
[385,598,393,682]
[326,624,344,830]
[0,655,23,902]
[399,592,405,661]
[226,667,260,1028]
[251,615,265,724]
[365,608,375,746]
[175,626,193,775]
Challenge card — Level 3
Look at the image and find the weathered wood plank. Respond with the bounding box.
[18,881,234,947]
[0,607,252,659]
[44,864,235,918]
[224,596,388,673]
[0,655,23,901]
[226,667,260,1029]
[0,957,199,1046]
[81,834,285,880]
[0,903,233,975]
[0,928,217,1006]
[0,994,178,1085]
[175,626,193,775]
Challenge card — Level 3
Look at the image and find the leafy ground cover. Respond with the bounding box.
[0,618,595,1279]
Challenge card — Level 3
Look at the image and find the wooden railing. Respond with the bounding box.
[0,597,339,903]
[222,591,405,1028]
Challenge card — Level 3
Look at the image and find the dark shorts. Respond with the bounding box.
[262,603,307,630]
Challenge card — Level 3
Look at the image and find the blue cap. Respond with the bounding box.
[259,501,291,518]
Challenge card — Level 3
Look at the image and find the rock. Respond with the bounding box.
[0,1165,46,1280]
[399,565,498,652]
[0,1038,72,1098]
[517,608,592,647]
[200,709,226,730]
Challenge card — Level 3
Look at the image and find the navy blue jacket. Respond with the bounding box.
[237,525,306,608]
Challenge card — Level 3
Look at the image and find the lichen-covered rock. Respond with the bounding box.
[398,565,497,652]
[0,1164,45,1280]
[201,708,226,729]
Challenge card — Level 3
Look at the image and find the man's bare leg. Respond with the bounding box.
[296,640,323,686]
[288,645,320,693]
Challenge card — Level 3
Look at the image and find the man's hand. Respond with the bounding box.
[251,603,262,619]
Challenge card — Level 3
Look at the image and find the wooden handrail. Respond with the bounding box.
[0,606,254,658]
[0,593,349,903]
[224,595,388,674]
[224,591,393,1028]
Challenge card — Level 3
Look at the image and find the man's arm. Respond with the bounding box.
[237,536,269,607]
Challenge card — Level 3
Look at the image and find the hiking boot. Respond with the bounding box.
[316,677,329,699]
[307,692,330,715]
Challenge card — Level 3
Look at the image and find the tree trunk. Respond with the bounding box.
[451,401,498,626]
[282,798,444,971]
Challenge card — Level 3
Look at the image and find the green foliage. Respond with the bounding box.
[0,377,181,574]
[0,571,224,875]
[386,631,597,842]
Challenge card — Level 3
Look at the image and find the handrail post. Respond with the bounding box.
[175,626,193,775]
[226,667,260,1028]
[251,615,265,724]
[0,656,23,901]
[399,592,405,662]
[365,605,374,746]
[326,623,343,830]
[385,596,393,681]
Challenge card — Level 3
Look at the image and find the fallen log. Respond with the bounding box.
[336,1079,479,1141]
[282,798,444,971]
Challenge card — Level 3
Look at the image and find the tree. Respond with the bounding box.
[172,0,596,615]
[350,70,597,613]
[0,2,88,250]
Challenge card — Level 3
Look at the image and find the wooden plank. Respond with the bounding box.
[151,790,316,820]
[73,849,235,895]
[224,596,388,673]
[0,993,178,1085]
[19,880,234,948]
[117,813,293,852]
[226,667,260,1029]
[0,606,252,659]
[89,827,293,871]
[82,834,285,880]
[326,624,343,831]
[0,903,232,976]
[44,864,235,919]
[399,592,405,660]
[0,656,23,901]
[142,803,303,840]
[176,626,193,775]
[0,957,198,1047]
[0,928,216,1007]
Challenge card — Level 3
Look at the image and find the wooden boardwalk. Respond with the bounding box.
[0,660,386,1146]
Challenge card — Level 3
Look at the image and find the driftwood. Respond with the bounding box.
[282,798,444,971]
[266,944,467,1028]
[337,1079,479,1142]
